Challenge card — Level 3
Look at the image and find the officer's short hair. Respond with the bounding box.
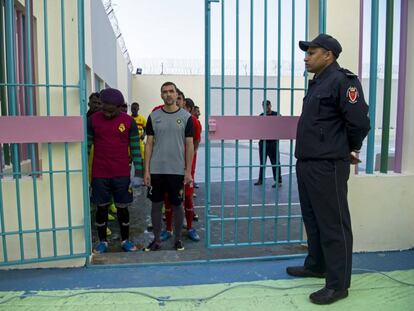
[262,100,271,106]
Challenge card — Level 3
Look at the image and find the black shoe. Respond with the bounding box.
[286,266,325,278]
[143,240,161,252]
[193,213,199,222]
[272,182,282,188]
[174,240,185,251]
[254,181,262,186]
[310,287,348,305]
[194,182,199,189]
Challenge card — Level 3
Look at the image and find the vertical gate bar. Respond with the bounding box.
[274,0,282,242]
[0,180,7,262]
[260,0,268,243]
[60,0,74,255]
[287,0,296,242]
[0,0,7,254]
[380,0,393,173]
[0,0,10,166]
[25,0,41,258]
[300,0,309,242]
[5,0,24,261]
[16,12,24,116]
[248,0,254,243]
[366,0,379,173]
[7,2,20,176]
[394,0,408,173]
[319,0,326,33]
[78,0,91,257]
[234,0,239,244]
[0,0,8,262]
[220,0,225,245]
[204,0,212,248]
[43,0,57,257]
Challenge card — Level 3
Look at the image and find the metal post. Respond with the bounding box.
[204,0,213,249]
[380,0,394,173]
[366,0,379,173]
[78,0,91,258]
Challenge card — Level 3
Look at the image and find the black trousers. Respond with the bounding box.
[296,159,352,290]
[258,141,282,183]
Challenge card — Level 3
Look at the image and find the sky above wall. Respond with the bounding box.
[112,0,401,76]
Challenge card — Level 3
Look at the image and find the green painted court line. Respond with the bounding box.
[0,270,413,311]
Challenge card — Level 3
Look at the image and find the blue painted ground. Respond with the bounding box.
[0,250,412,291]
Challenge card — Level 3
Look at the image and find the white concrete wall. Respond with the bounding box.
[131,74,205,126]
[325,0,414,251]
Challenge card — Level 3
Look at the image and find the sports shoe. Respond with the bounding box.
[109,203,117,213]
[187,228,200,242]
[93,241,108,254]
[108,213,115,221]
[194,182,199,189]
[106,227,112,236]
[121,240,137,252]
[193,213,199,222]
[160,230,173,241]
[143,240,161,252]
[254,181,262,186]
[174,240,185,251]
[193,192,197,198]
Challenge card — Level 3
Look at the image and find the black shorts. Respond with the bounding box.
[91,177,133,205]
[148,174,184,206]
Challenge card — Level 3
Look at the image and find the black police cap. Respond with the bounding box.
[299,33,342,58]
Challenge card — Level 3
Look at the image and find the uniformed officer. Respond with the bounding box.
[286,33,370,305]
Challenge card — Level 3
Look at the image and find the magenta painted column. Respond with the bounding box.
[394,0,408,173]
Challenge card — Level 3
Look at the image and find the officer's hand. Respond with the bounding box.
[350,151,361,165]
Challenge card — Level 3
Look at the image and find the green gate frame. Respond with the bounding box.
[0,0,91,267]
[204,0,322,252]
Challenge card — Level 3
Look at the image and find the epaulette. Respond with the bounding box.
[338,67,357,78]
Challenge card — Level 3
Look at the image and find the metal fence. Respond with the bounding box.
[0,0,90,266]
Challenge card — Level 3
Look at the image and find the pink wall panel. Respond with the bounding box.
[208,116,299,140]
[0,116,84,143]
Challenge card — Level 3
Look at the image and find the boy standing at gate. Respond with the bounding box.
[88,88,143,253]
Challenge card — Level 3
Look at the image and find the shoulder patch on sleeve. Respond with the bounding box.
[346,86,359,104]
[338,67,357,78]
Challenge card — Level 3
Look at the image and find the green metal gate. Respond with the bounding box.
[204,0,312,253]
[0,0,90,266]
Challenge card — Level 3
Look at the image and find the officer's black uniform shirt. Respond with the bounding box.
[295,62,370,160]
